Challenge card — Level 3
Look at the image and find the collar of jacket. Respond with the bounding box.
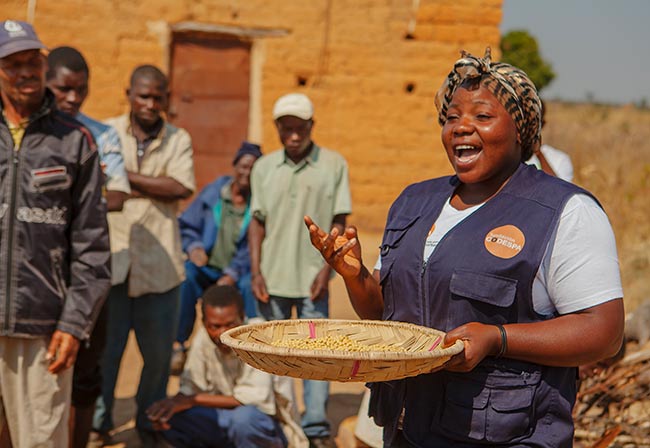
[0,88,54,126]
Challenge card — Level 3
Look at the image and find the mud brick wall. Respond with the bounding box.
[4,0,502,230]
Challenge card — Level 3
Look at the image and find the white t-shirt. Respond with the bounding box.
[375,194,623,316]
[527,144,574,182]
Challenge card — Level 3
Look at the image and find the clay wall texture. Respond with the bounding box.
[3,0,502,230]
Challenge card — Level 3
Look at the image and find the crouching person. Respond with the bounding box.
[146,285,307,448]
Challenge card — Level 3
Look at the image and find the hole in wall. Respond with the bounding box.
[405,82,416,94]
[404,32,415,40]
[296,76,308,87]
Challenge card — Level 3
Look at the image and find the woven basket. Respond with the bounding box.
[220,319,464,382]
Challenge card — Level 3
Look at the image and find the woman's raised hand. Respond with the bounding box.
[304,215,363,280]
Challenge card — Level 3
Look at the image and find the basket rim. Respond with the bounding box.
[220,318,464,361]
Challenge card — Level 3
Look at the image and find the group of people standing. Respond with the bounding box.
[0,18,348,448]
[0,17,626,448]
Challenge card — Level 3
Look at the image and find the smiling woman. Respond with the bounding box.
[304,48,625,447]
[441,83,521,205]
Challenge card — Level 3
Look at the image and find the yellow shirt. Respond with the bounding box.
[106,114,196,297]
[3,113,29,149]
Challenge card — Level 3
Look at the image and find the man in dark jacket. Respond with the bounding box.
[171,141,262,374]
[0,20,111,447]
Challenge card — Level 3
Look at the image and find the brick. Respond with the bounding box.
[23,0,502,228]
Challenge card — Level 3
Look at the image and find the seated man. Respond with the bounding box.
[172,142,262,374]
[147,285,307,448]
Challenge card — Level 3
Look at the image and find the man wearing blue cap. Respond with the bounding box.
[0,20,110,447]
[171,141,263,374]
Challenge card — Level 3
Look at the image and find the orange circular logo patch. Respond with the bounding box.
[484,225,525,259]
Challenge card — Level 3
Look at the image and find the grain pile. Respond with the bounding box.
[271,335,408,352]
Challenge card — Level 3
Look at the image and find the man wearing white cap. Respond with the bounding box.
[0,20,110,447]
[248,93,351,448]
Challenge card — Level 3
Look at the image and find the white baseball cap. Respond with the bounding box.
[272,93,314,120]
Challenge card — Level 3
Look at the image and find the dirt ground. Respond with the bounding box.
[102,232,384,447]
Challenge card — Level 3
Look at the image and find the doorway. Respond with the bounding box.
[169,33,251,194]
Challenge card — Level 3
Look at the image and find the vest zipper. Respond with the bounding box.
[420,260,428,327]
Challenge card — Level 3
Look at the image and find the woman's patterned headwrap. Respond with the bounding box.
[434,48,542,160]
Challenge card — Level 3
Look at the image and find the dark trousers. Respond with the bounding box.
[94,283,180,433]
[72,304,108,407]
[161,405,287,448]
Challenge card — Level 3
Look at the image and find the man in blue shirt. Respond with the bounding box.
[46,46,130,448]
[47,46,130,212]
[172,142,262,375]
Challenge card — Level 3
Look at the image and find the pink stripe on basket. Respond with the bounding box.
[308,321,316,339]
[350,360,361,378]
[428,336,442,351]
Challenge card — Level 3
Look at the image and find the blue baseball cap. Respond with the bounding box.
[0,20,46,59]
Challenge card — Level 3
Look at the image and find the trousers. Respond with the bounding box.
[94,283,180,433]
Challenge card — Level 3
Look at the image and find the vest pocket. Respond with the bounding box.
[368,380,404,436]
[450,270,518,306]
[380,214,419,256]
[448,269,518,327]
[379,214,419,320]
[436,367,541,444]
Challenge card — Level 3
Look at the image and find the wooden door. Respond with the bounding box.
[169,33,251,197]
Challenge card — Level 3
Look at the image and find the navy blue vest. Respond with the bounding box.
[370,164,592,447]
